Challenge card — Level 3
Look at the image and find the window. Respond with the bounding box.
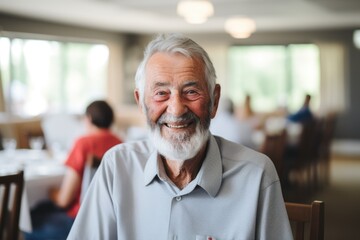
[228,44,320,113]
[0,36,109,117]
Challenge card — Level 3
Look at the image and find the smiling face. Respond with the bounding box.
[135,52,220,161]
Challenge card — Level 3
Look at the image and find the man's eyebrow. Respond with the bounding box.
[153,81,170,87]
[152,80,199,88]
[183,81,198,87]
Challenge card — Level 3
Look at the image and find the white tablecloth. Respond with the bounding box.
[0,149,66,232]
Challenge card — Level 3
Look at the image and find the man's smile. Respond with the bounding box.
[164,122,192,129]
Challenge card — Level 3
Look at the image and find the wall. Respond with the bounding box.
[1,13,360,145]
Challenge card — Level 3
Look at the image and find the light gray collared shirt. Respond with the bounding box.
[67,135,293,240]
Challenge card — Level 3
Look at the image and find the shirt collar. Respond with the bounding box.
[143,135,223,197]
[196,135,223,197]
[144,147,159,186]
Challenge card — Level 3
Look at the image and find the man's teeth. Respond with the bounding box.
[166,123,188,128]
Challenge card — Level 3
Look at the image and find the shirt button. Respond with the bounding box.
[176,196,182,201]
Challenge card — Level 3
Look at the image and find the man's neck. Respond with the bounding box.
[161,142,208,189]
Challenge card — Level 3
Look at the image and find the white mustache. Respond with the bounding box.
[158,112,198,125]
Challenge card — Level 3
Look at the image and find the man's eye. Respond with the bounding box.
[185,90,197,95]
[156,91,167,96]
[153,91,169,101]
[184,89,201,100]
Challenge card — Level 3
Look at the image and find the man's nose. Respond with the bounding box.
[167,93,187,117]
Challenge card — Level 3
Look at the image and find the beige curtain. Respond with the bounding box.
[0,66,6,112]
[317,42,347,114]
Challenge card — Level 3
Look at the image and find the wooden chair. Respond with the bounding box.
[285,200,325,240]
[80,155,102,202]
[260,129,287,182]
[317,113,336,187]
[25,130,46,150]
[0,170,24,240]
[284,119,320,189]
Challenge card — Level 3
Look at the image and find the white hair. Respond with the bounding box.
[135,33,217,109]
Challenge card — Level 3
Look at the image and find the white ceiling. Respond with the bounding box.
[0,0,360,34]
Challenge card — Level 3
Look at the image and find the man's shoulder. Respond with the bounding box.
[101,139,154,172]
[214,136,278,184]
[215,136,261,155]
[215,136,271,168]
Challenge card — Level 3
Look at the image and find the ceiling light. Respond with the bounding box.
[177,0,214,24]
[225,17,256,39]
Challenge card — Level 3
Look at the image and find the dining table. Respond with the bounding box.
[0,148,67,233]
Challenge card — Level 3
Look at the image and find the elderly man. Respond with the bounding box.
[67,33,293,240]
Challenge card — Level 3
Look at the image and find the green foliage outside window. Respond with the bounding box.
[0,37,108,116]
[228,44,320,113]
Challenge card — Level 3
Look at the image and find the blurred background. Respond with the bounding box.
[0,0,360,239]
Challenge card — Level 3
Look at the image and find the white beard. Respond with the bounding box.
[149,117,210,163]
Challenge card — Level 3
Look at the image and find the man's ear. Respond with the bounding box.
[134,89,143,112]
[210,84,221,119]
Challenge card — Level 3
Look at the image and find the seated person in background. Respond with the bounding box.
[284,94,316,186]
[210,96,255,148]
[25,100,122,240]
[68,33,293,239]
[236,94,263,129]
[237,94,254,119]
[288,94,314,123]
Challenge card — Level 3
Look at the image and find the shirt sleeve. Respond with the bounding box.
[256,180,294,240]
[67,153,117,240]
[65,138,88,175]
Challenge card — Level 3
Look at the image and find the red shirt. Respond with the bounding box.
[64,129,122,218]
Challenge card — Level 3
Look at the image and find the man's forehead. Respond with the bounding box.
[147,51,203,66]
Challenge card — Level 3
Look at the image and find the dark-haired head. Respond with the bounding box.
[85,100,114,129]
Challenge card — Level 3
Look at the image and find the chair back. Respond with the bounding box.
[285,200,325,240]
[0,170,24,240]
[296,120,317,159]
[80,155,102,202]
[260,129,287,180]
